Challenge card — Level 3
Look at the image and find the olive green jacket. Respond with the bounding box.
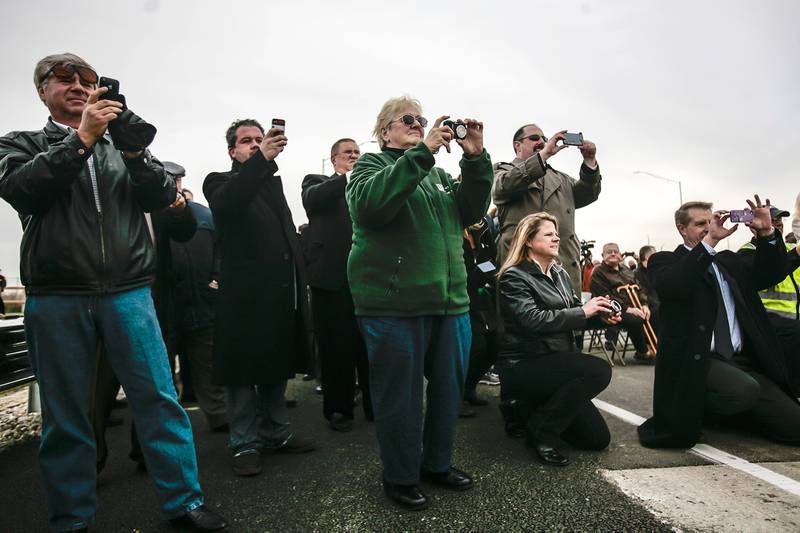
[492,153,601,290]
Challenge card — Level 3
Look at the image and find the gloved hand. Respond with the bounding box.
[107,94,157,152]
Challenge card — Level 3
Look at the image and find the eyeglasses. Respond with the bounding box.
[43,63,98,86]
[514,134,548,143]
[391,114,428,128]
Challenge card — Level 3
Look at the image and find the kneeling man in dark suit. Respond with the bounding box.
[639,196,800,448]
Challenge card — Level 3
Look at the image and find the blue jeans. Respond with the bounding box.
[357,314,471,485]
[225,381,292,454]
[25,287,203,531]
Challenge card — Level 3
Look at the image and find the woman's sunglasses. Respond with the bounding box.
[392,114,428,128]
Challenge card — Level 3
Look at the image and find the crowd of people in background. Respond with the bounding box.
[0,52,799,531]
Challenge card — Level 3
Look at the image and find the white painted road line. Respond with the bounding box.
[592,399,647,426]
[592,398,800,498]
[690,444,800,498]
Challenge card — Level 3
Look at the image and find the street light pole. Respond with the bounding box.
[633,170,683,205]
[322,140,377,174]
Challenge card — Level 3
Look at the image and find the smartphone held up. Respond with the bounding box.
[562,132,583,146]
[271,118,286,135]
[729,210,754,224]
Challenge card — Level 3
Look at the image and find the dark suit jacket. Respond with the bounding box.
[204,152,311,385]
[301,173,352,291]
[638,234,792,448]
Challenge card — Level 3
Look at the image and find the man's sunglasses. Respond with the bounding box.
[392,114,428,128]
[514,134,548,143]
[43,64,99,86]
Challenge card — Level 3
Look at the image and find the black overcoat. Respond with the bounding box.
[203,152,311,385]
[638,235,792,448]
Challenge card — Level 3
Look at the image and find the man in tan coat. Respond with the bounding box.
[493,124,602,290]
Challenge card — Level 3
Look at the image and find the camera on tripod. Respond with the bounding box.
[580,240,595,262]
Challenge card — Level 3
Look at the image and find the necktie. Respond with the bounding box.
[709,262,735,359]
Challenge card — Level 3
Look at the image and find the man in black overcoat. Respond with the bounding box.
[302,138,373,432]
[203,119,315,477]
[639,197,800,448]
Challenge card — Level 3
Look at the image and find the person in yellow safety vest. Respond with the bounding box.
[739,206,800,319]
[738,205,800,390]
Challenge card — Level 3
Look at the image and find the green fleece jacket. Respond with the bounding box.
[346,142,493,316]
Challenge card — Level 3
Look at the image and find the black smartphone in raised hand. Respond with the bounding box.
[562,132,584,146]
[271,118,286,135]
[97,76,123,104]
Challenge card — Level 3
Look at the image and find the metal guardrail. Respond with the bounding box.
[0,317,34,392]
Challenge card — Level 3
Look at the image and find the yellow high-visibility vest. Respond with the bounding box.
[739,241,799,319]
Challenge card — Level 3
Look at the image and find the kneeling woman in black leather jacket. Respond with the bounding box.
[497,212,620,466]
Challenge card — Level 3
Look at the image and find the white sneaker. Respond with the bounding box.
[479,372,500,386]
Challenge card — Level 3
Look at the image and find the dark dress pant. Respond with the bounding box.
[464,314,498,393]
[605,312,647,352]
[312,287,372,420]
[768,314,800,391]
[500,351,611,450]
[705,354,800,444]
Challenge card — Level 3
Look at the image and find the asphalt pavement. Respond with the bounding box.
[1,352,800,531]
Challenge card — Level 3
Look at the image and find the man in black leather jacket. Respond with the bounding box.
[0,53,225,531]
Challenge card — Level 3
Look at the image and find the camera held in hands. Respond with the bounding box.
[601,299,623,319]
[442,119,468,140]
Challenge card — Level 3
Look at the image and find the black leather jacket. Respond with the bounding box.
[0,120,175,294]
[499,259,599,360]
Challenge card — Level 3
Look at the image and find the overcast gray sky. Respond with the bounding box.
[1,0,798,282]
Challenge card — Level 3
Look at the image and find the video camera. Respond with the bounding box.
[580,240,595,262]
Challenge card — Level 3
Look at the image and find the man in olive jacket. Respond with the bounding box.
[639,199,799,449]
[493,124,601,289]
[203,119,314,477]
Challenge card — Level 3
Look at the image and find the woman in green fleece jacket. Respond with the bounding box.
[346,95,493,510]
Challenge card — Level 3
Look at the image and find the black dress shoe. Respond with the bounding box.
[329,412,353,432]
[420,466,474,491]
[534,443,569,466]
[382,481,428,510]
[170,505,228,531]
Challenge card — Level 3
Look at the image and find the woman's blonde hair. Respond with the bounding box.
[497,212,559,278]
[372,95,422,149]
[794,192,800,218]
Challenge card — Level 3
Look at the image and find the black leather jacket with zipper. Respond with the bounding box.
[499,259,602,361]
[0,119,175,295]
